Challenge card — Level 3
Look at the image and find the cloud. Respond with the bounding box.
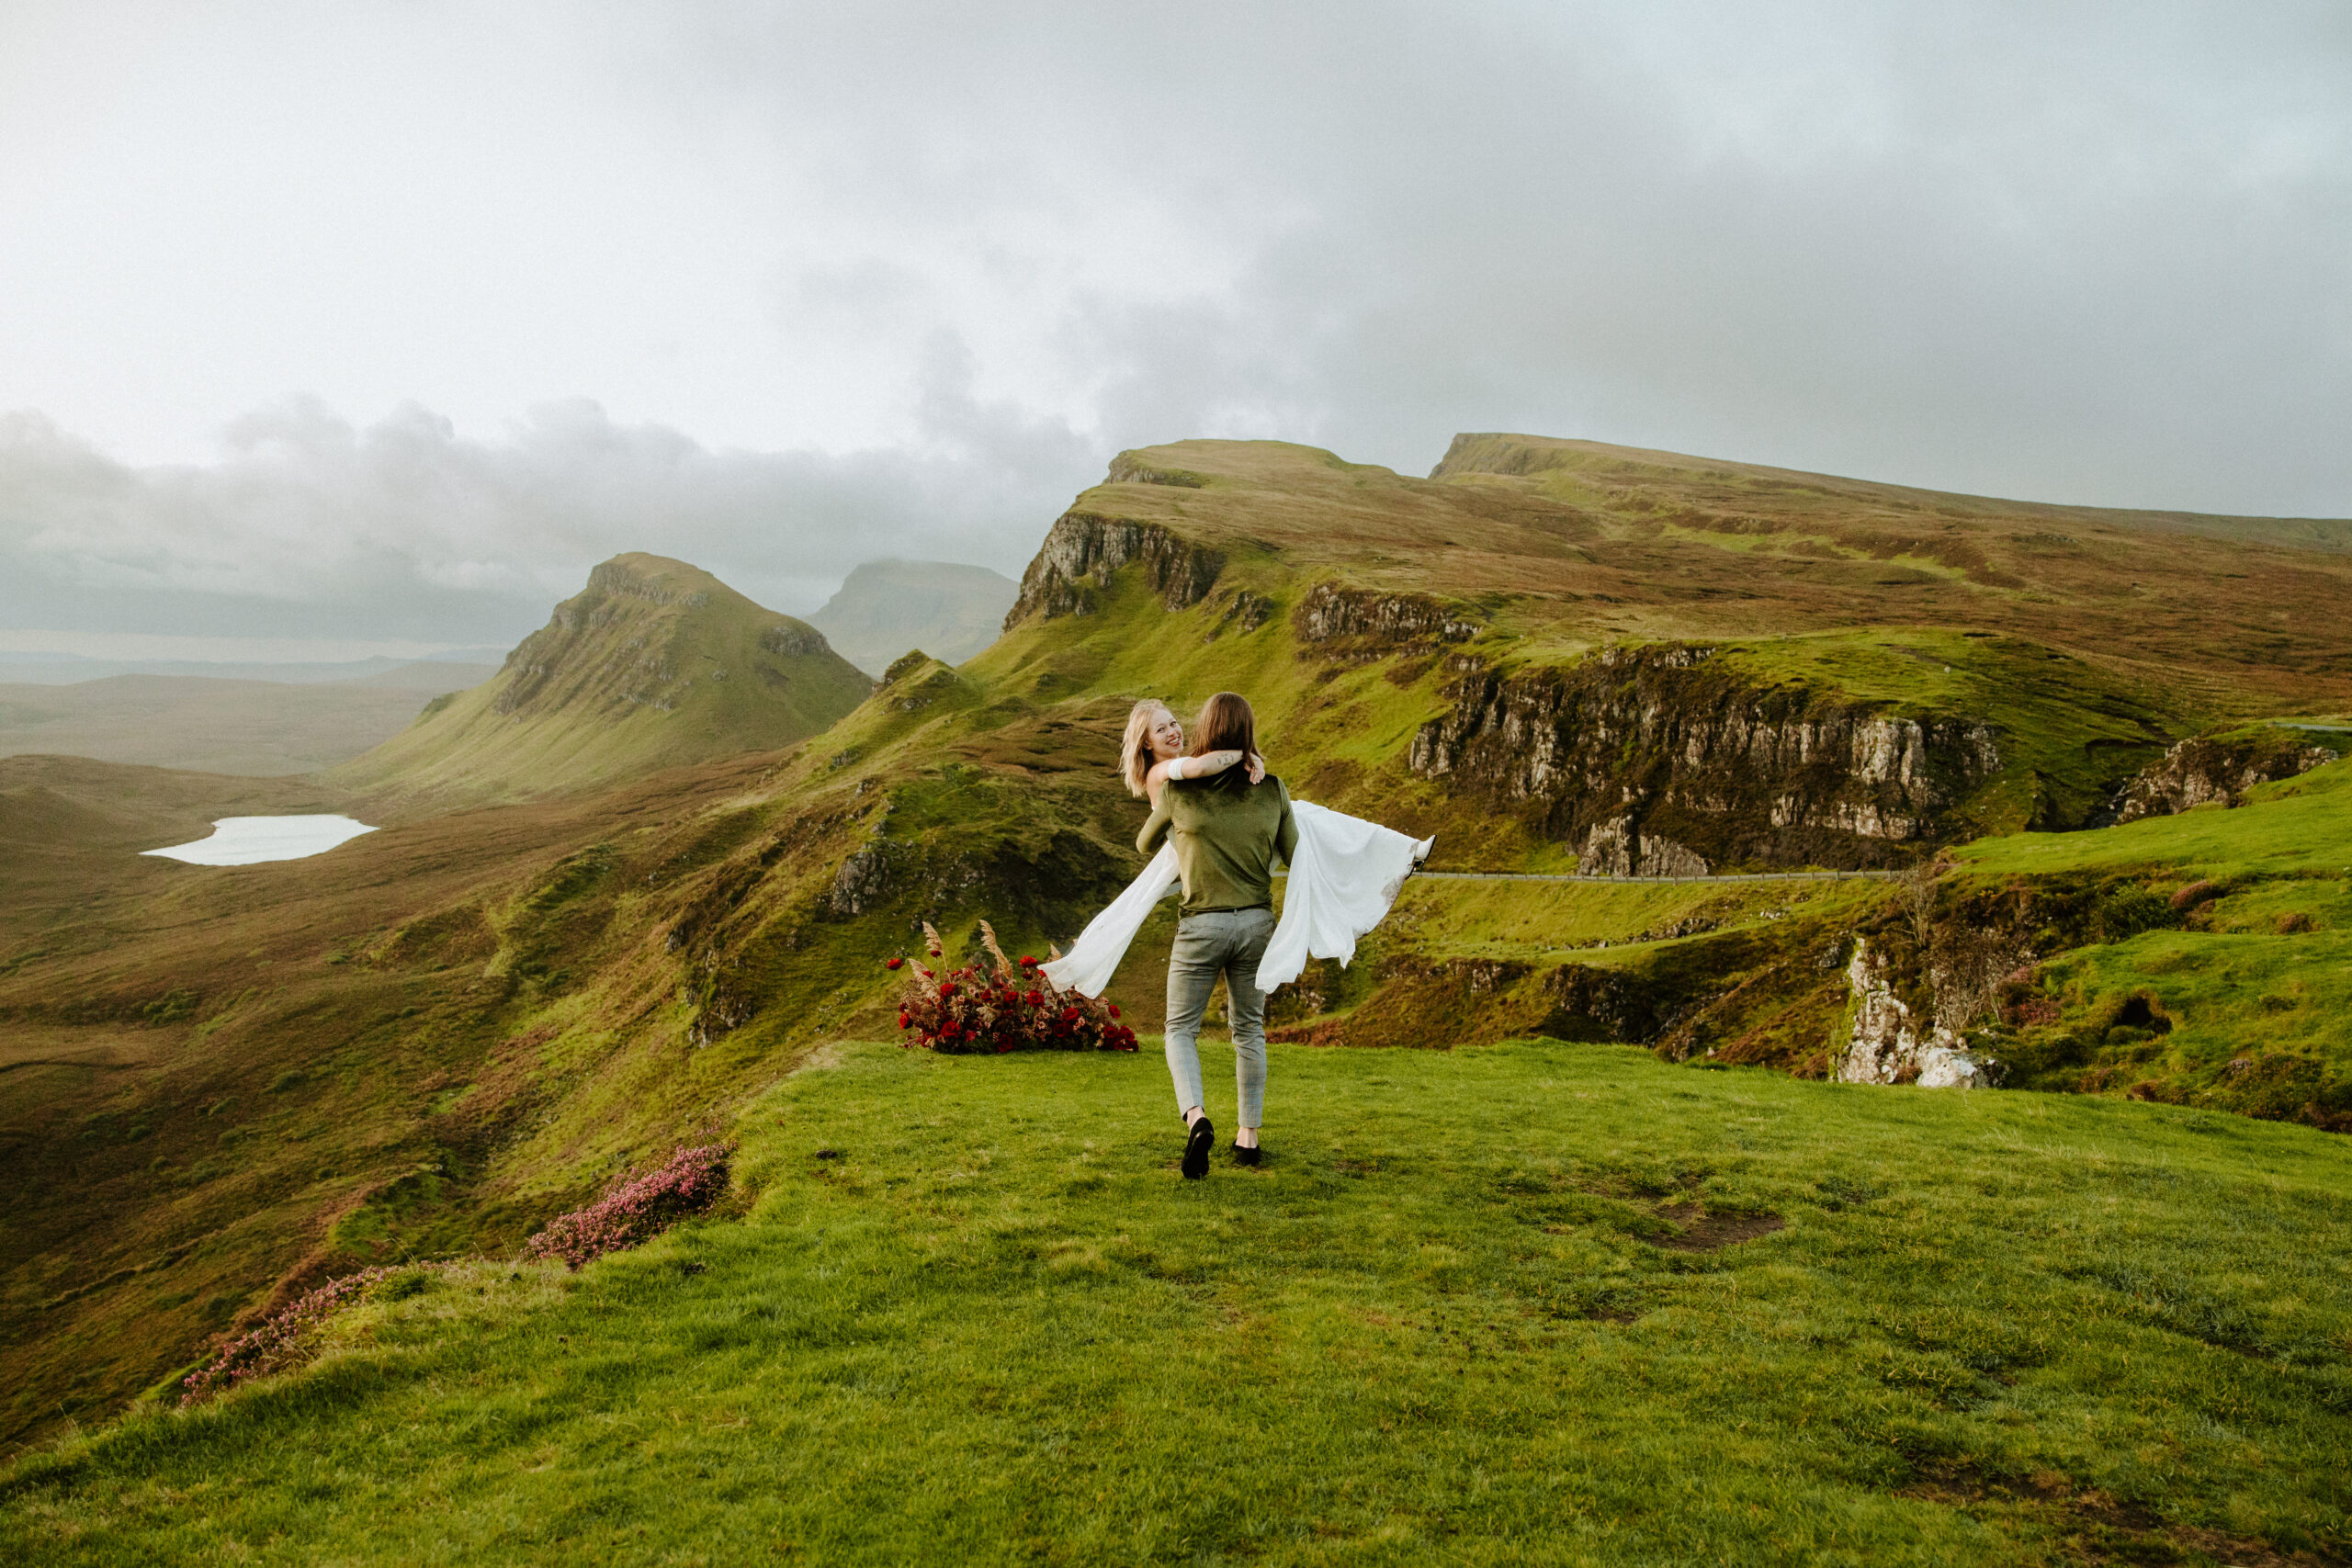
[0,384,1091,644]
[638,0,2352,512]
[0,0,2346,651]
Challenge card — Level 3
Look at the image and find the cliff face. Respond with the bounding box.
[1003,513,1225,628]
[1291,583,1480,657]
[2106,728,2340,823]
[1835,938,1988,1088]
[1408,645,1999,871]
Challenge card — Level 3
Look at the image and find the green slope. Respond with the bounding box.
[1942,756,2352,1117]
[1040,435,2352,707]
[332,553,873,807]
[9,1040,2351,1564]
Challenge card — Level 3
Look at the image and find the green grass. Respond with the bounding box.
[10,1039,2350,1565]
[2014,914,2352,1092]
[1944,760,2352,1111]
[1960,755,2352,880]
[1382,876,1881,964]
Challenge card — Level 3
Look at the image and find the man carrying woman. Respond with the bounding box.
[1044,689,1429,1181]
[1135,692,1295,1178]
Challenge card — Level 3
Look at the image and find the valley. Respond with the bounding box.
[0,662,497,776]
[4,433,2349,1561]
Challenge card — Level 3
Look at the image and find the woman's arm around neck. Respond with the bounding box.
[1145,748,1247,806]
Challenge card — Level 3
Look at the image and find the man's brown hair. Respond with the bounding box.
[1188,692,1257,790]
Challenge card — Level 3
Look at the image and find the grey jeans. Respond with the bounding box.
[1163,906,1276,1127]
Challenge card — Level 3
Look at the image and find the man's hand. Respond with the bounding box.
[1247,751,1266,784]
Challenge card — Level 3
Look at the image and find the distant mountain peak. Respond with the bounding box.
[334,553,872,805]
[806,558,1017,677]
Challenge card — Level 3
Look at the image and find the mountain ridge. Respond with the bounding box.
[330,552,873,809]
[1430,432,2352,552]
[1013,435,2352,706]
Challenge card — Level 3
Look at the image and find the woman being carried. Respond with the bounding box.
[1044,694,1430,1176]
[1129,696,1265,808]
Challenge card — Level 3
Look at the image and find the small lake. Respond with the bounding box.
[142,815,379,866]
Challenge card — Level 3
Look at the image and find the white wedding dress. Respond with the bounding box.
[1041,800,1432,997]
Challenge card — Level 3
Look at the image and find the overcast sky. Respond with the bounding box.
[1,1,2345,654]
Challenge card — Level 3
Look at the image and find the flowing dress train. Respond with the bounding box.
[1040,801,1431,998]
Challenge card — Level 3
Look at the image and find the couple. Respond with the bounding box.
[1043,692,1430,1179]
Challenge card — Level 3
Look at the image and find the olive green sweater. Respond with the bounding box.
[1136,774,1300,915]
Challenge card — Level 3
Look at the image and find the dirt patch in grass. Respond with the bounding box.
[1899,1460,2347,1567]
[1648,1201,1785,1251]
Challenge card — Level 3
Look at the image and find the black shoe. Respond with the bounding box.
[1182,1115,1215,1179]
[1232,1143,1262,1168]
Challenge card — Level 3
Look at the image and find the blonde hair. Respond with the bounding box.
[1121,698,1173,798]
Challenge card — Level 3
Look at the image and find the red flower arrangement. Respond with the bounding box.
[890,920,1138,1055]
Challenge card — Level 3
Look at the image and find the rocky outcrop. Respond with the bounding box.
[2106,729,2339,823]
[876,657,966,714]
[1291,582,1480,655]
[1835,939,1989,1088]
[1004,512,1225,628]
[1408,643,1999,870]
[761,624,831,658]
[1203,588,1274,641]
[1577,818,1710,877]
[587,557,712,608]
[828,840,898,917]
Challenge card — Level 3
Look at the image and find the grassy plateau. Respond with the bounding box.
[7,1038,2350,1564]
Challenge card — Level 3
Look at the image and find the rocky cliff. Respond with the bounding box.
[1003,513,1225,628]
[1408,644,2000,871]
[2105,728,2340,823]
[1835,938,1989,1088]
[1290,583,1481,658]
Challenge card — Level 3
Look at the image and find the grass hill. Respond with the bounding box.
[5,433,2350,1508]
[331,554,872,808]
[8,1040,2352,1563]
[804,558,1019,677]
[0,745,774,1463]
[0,666,494,776]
